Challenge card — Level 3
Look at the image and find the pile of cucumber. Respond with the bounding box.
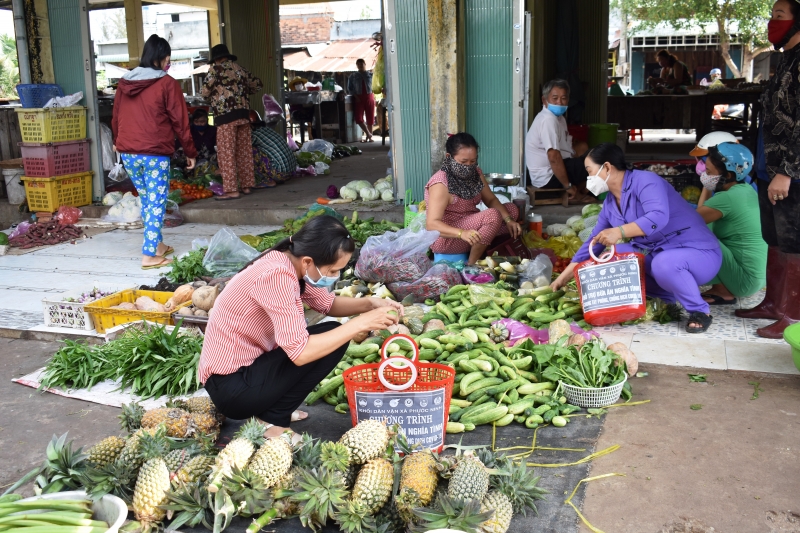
[305,288,591,431]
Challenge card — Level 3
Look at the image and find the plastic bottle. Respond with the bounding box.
[527,213,543,237]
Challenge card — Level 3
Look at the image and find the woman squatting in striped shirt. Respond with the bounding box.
[199,215,404,439]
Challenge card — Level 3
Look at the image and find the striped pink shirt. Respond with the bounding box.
[198,250,335,383]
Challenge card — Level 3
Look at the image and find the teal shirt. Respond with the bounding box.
[704,184,767,285]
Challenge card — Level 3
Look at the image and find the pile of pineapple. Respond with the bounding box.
[29,405,547,533]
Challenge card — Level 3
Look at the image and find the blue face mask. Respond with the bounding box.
[304,264,339,290]
[547,103,568,117]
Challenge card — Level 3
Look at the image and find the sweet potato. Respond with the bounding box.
[135,296,166,313]
[111,302,136,310]
[165,284,194,311]
[177,306,194,316]
[423,319,446,333]
[192,285,219,312]
[607,342,638,377]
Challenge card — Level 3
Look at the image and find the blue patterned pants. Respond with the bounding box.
[121,153,170,257]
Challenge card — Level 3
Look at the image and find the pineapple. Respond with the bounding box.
[489,458,548,516]
[164,447,197,474]
[207,418,264,492]
[190,412,220,438]
[291,468,349,531]
[412,494,493,533]
[319,441,352,487]
[141,407,194,438]
[172,454,215,487]
[338,419,389,465]
[182,397,225,423]
[447,454,490,503]
[478,491,513,533]
[375,500,407,533]
[161,481,213,530]
[87,435,126,467]
[132,428,171,528]
[119,402,145,434]
[277,434,322,492]
[223,466,273,517]
[82,460,138,504]
[248,435,293,488]
[334,500,377,533]
[117,427,159,472]
[350,457,393,515]
[396,451,438,523]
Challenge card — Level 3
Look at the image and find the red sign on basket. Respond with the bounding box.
[342,334,455,452]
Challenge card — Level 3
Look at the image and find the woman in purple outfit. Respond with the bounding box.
[551,143,722,333]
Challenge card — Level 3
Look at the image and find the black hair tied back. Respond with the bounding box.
[272,215,355,265]
[445,132,480,157]
[585,142,633,172]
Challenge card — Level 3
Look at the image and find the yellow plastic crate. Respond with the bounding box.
[85,289,191,334]
[22,171,93,212]
[15,107,87,143]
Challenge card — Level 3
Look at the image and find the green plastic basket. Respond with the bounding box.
[404,189,421,228]
[783,323,800,372]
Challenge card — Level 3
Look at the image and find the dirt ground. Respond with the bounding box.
[579,363,800,533]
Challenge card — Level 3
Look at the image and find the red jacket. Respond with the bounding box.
[112,72,198,159]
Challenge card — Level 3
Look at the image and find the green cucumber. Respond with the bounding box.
[462,405,509,425]
[450,399,472,408]
[460,328,479,344]
[345,343,380,357]
[493,413,515,426]
[461,377,504,396]
[518,381,556,395]
[459,371,485,397]
[552,415,568,427]
[508,397,536,415]
[458,360,480,374]
[306,374,345,405]
[535,290,564,304]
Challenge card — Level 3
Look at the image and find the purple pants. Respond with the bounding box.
[615,244,722,314]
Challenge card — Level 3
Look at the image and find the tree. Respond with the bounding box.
[0,34,19,99]
[613,0,773,80]
[100,9,127,41]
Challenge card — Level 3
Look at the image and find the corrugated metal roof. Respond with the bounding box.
[282,39,379,72]
[95,48,206,64]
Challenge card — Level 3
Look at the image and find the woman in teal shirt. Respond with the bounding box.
[696,143,767,305]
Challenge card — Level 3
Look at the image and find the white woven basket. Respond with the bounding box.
[560,373,627,408]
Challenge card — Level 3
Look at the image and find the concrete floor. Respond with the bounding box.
[580,363,800,533]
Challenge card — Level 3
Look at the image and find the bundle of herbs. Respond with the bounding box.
[39,324,203,399]
[167,248,211,283]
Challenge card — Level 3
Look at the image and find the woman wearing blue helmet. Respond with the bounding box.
[696,143,767,305]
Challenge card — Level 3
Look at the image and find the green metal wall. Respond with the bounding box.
[47,0,84,96]
[465,0,513,174]
[395,0,431,202]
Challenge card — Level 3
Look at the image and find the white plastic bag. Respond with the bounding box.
[102,192,123,206]
[300,139,335,158]
[314,161,330,175]
[100,124,114,171]
[108,153,128,182]
[202,228,260,277]
[43,92,83,108]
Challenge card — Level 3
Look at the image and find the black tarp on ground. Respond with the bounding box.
[182,402,606,533]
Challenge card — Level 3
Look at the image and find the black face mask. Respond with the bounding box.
[193,125,208,133]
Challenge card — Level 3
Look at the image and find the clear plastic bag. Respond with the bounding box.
[100,124,114,171]
[55,206,82,225]
[467,284,515,307]
[518,254,553,288]
[202,227,260,277]
[163,200,183,228]
[388,263,463,303]
[300,139,335,159]
[262,94,284,118]
[314,161,330,175]
[355,227,439,284]
[108,153,128,182]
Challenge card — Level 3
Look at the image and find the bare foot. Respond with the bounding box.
[264,424,289,439]
[141,256,173,269]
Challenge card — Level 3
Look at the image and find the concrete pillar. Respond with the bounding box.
[427,0,460,174]
[208,9,221,47]
[124,0,145,69]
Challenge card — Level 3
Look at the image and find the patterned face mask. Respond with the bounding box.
[700,171,721,191]
[441,156,483,199]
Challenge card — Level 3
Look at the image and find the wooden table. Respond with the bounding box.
[607,91,763,147]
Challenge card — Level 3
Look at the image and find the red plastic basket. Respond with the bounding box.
[343,334,455,452]
[19,140,91,177]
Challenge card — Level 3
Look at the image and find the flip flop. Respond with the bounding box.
[141,257,173,270]
[686,311,713,333]
[214,195,240,201]
[291,410,309,422]
[240,189,253,195]
[159,246,174,258]
[702,293,738,306]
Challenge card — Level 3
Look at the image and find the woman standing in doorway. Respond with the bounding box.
[113,34,196,269]
[347,59,375,142]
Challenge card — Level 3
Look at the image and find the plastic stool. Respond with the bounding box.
[434,253,469,264]
[629,129,643,141]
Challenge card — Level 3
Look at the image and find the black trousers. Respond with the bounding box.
[204,322,349,427]
[542,154,590,190]
[758,179,800,254]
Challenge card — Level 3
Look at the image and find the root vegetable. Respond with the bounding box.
[177,307,194,316]
[165,284,194,310]
[353,331,369,344]
[423,319,446,332]
[548,319,573,344]
[566,333,587,348]
[192,286,219,311]
[111,302,136,310]
[607,342,638,377]
[191,281,207,288]
[135,296,166,312]
[193,309,208,317]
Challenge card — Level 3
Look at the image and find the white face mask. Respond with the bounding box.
[586,164,610,196]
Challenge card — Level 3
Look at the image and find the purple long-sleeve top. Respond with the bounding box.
[573,169,720,263]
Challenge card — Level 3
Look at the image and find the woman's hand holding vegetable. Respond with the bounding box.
[551,262,577,291]
[349,307,399,333]
[369,297,404,315]
[768,174,791,205]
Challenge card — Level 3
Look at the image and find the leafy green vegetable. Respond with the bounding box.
[168,248,211,283]
[690,404,703,410]
[688,374,707,382]
[538,340,627,389]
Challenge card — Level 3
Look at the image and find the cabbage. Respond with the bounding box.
[546,223,569,236]
[570,219,585,232]
[381,189,394,201]
[108,204,123,217]
[347,180,371,192]
[562,228,577,237]
[375,181,392,193]
[102,192,122,206]
[582,204,602,218]
[360,187,379,201]
[584,214,600,229]
[579,227,594,242]
[340,186,359,200]
[566,215,582,228]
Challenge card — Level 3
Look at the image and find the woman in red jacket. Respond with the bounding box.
[112,35,197,269]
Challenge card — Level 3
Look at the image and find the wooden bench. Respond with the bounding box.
[527,185,569,207]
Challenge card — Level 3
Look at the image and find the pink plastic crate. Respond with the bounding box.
[19,139,91,177]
